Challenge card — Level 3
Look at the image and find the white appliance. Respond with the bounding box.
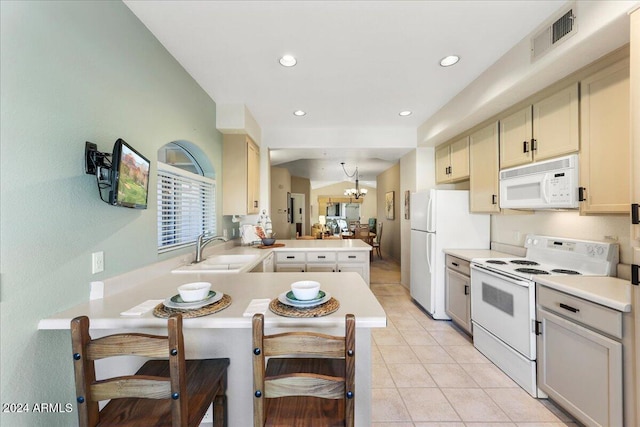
[471,235,619,397]
[499,154,579,210]
[410,190,490,319]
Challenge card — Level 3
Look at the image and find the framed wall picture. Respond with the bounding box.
[385,191,395,220]
[404,190,410,219]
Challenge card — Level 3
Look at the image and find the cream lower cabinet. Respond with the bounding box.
[444,255,471,335]
[579,59,630,214]
[469,122,500,213]
[274,250,370,285]
[500,83,579,169]
[536,285,623,427]
[435,137,469,184]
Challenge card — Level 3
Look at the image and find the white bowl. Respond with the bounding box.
[291,280,321,301]
[178,282,211,302]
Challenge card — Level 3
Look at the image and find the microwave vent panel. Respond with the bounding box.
[531,5,577,61]
[500,156,574,180]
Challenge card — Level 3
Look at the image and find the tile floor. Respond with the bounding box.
[368,258,579,427]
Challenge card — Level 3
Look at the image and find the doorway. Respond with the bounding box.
[290,193,305,238]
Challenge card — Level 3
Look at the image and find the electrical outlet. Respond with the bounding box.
[92,252,104,274]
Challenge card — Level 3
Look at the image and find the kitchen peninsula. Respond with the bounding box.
[39,267,386,426]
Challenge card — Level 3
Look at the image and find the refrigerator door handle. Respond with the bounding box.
[426,195,435,232]
[426,233,433,273]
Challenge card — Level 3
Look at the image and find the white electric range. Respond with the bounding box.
[470,235,619,397]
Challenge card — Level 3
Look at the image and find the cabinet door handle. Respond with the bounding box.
[492,194,497,205]
[559,303,579,313]
[523,140,529,153]
[531,139,537,151]
[464,285,469,295]
[254,201,258,208]
[632,203,639,225]
[452,262,459,267]
[578,187,586,202]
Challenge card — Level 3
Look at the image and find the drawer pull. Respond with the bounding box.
[559,303,579,313]
[452,262,459,267]
[348,255,356,259]
[286,256,295,259]
[318,256,326,259]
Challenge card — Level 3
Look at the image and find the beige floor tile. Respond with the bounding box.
[486,388,563,423]
[400,329,439,346]
[379,345,421,364]
[372,423,416,427]
[372,343,385,364]
[372,388,412,422]
[441,388,511,423]
[411,345,456,364]
[373,363,398,388]
[442,345,490,364]
[428,329,473,346]
[459,363,519,388]
[515,424,578,427]
[424,364,479,388]
[399,388,461,422]
[464,423,517,427]
[393,316,425,331]
[413,423,465,427]
[387,363,437,388]
[373,328,408,346]
[414,316,456,331]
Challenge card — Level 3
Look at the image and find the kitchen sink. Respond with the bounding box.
[171,253,260,274]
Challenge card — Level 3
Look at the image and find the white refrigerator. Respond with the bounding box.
[410,190,490,319]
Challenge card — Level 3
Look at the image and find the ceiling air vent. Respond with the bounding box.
[531,5,577,61]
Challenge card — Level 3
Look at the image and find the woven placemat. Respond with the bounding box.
[269,297,340,318]
[257,243,286,249]
[153,294,232,318]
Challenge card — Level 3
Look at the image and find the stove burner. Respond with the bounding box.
[515,268,550,275]
[486,260,508,265]
[551,269,581,275]
[511,260,540,266]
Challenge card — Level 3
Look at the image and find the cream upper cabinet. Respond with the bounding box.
[222,134,260,215]
[435,137,469,184]
[469,122,500,213]
[500,83,579,169]
[579,59,630,214]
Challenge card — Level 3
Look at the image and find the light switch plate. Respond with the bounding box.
[92,251,104,274]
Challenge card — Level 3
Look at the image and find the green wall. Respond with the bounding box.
[0,2,224,425]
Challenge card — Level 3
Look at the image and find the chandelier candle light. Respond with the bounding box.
[341,162,367,199]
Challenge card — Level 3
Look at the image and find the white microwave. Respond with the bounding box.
[499,154,579,209]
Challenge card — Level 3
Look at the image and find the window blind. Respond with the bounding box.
[157,162,216,252]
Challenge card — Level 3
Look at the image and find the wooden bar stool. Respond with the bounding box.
[252,313,355,427]
[70,314,229,427]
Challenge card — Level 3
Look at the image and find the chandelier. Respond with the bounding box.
[341,162,368,199]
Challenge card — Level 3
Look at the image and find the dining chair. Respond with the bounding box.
[355,225,370,242]
[71,314,229,427]
[372,222,383,259]
[252,313,356,427]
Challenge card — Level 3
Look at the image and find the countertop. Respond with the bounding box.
[38,271,387,330]
[535,275,632,312]
[443,249,519,262]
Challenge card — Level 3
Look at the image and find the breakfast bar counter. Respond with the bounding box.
[39,271,386,426]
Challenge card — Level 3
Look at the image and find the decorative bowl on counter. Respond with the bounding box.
[177,282,211,302]
[261,238,276,246]
[290,280,321,301]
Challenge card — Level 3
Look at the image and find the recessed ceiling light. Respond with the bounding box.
[279,55,297,67]
[439,55,460,67]
[293,110,306,116]
[399,110,412,117]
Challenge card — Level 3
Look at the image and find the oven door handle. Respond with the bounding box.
[471,264,532,287]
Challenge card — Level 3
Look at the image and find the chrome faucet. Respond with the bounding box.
[194,233,228,263]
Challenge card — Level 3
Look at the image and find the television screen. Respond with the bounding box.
[109,139,150,209]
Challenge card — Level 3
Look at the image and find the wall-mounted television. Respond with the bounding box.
[109,139,150,209]
[85,139,150,209]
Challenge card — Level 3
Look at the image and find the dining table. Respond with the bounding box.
[39,271,386,426]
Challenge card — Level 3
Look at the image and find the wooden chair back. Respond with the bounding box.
[71,314,187,427]
[356,225,370,240]
[376,222,383,244]
[252,313,356,427]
